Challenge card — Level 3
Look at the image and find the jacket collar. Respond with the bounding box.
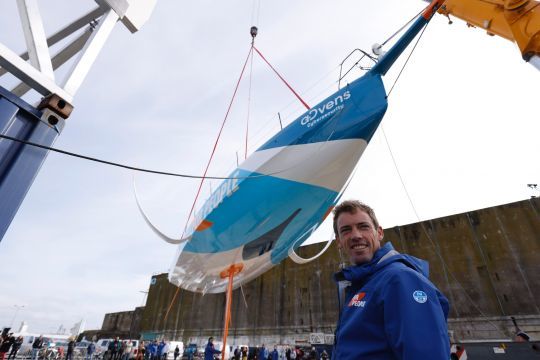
[334,241,430,285]
[334,242,397,283]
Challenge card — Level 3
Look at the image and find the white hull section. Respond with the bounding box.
[240,138,368,191]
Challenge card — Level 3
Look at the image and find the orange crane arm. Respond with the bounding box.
[436,0,540,63]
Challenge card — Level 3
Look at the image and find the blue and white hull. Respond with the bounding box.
[169,74,387,293]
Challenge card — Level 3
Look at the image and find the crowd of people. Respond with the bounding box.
[0,334,76,360]
[202,337,328,360]
[229,345,328,360]
[0,335,180,360]
[2,334,331,360]
[104,339,178,360]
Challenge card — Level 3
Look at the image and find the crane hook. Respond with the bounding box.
[250,26,258,44]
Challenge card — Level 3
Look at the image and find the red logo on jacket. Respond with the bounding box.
[348,292,366,307]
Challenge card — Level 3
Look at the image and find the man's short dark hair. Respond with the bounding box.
[333,200,380,238]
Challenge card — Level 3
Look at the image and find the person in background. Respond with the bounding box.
[185,344,194,360]
[160,341,169,360]
[66,338,76,360]
[289,348,296,360]
[204,337,220,360]
[119,341,127,360]
[270,346,278,360]
[308,346,317,360]
[515,331,530,342]
[31,335,43,360]
[149,341,158,360]
[0,333,12,360]
[258,344,268,360]
[87,341,96,360]
[320,349,329,360]
[284,348,290,360]
[173,345,180,360]
[108,338,116,360]
[136,341,145,360]
[7,336,22,360]
[124,341,133,360]
[157,341,164,360]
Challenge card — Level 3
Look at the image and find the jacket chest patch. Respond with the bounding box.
[348,292,367,307]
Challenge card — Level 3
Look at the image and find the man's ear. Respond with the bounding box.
[335,235,343,249]
[377,226,384,241]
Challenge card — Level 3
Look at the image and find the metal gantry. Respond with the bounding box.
[0,0,157,241]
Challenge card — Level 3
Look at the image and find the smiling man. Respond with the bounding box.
[331,200,450,360]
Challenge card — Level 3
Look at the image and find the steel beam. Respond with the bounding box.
[16,0,54,79]
[0,86,64,239]
[0,42,72,102]
[62,9,119,96]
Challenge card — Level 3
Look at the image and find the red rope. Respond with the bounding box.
[181,47,254,238]
[253,46,310,110]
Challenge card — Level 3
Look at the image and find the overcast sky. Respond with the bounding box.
[0,0,538,334]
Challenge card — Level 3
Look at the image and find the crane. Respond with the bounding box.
[0,0,157,241]
[428,0,540,70]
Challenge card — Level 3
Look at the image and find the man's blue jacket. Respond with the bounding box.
[332,242,450,360]
[204,341,220,360]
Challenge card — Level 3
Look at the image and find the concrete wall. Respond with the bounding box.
[101,307,144,339]
[138,198,540,344]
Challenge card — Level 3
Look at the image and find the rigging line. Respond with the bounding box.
[251,0,262,26]
[250,0,256,25]
[181,46,254,239]
[380,127,507,336]
[250,0,260,26]
[385,20,430,99]
[164,286,181,321]
[381,6,428,46]
[0,134,275,180]
[245,46,255,160]
[240,285,249,309]
[246,65,339,148]
[380,128,421,220]
[256,0,262,26]
[252,46,310,110]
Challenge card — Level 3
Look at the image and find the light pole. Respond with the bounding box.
[527,184,539,198]
[9,305,24,328]
[139,291,149,306]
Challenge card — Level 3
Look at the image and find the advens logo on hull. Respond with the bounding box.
[300,90,350,128]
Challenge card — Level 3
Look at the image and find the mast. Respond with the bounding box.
[371,0,446,76]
